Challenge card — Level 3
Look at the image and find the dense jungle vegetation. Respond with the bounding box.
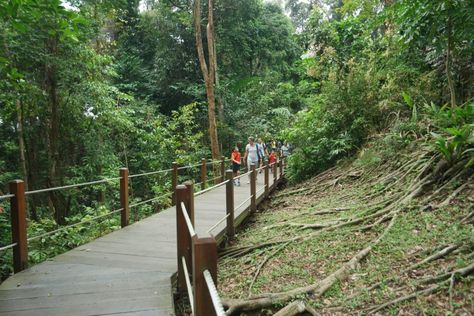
[0,0,473,302]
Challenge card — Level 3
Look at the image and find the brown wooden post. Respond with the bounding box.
[184,181,195,225]
[200,158,206,191]
[220,156,225,182]
[192,236,218,316]
[273,161,277,188]
[10,180,28,273]
[176,183,193,295]
[276,159,280,182]
[279,157,284,178]
[119,168,129,228]
[250,164,256,213]
[225,170,235,239]
[172,162,178,205]
[264,161,269,197]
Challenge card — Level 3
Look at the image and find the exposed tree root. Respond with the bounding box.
[365,262,474,314]
[407,243,461,271]
[354,243,463,295]
[222,213,399,315]
[247,241,291,298]
[433,176,472,209]
[273,300,318,316]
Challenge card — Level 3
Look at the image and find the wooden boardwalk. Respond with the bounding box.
[0,171,278,315]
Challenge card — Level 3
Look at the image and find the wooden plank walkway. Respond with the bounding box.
[0,171,279,315]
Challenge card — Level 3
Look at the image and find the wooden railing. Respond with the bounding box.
[175,159,285,316]
[0,156,238,273]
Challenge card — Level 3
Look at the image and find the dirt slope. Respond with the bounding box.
[218,143,473,315]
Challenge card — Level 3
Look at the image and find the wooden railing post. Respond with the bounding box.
[193,236,218,316]
[119,168,129,228]
[172,162,178,205]
[184,181,195,224]
[279,158,284,179]
[276,159,280,182]
[201,158,206,191]
[10,180,27,273]
[176,182,193,295]
[225,170,235,239]
[264,161,269,197]
[220,156,225,182]
[273,161,277,187]
[250,165,256,213]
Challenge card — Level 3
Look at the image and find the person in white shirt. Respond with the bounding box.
[244,137,259,183]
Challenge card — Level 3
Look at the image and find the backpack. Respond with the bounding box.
[256,143,262,159]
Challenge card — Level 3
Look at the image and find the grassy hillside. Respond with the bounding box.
[218,139,473,315]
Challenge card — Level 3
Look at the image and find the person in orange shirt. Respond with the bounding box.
[231,146,241,186]
[268,150,277,173]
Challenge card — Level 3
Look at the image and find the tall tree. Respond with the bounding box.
[193,0,220,160]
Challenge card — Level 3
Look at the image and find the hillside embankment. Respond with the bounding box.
[218,140,473,315]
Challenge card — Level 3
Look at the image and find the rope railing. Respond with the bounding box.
[128,168,173,179]
[0,243,17,252]
[207,213,230,234]
[181,202,196,237]
[208,175,223,183]
[256,186,266,195]
[27,208,123,242]
[203,269,226,316]
[25,177,122,196]
[129,192,172,209]
[182,256,195,314]
[177,162,202,171]
[235,195,254,212]
[194,180,229,197]
[233,170,252,181]
[0,194,15,201]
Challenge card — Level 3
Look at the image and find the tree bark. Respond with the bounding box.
[193,0,220,160]
[446,12,456,108]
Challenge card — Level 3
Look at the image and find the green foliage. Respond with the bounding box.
[428,102,474,166]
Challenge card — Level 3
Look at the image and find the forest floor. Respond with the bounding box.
[218,141,473,315]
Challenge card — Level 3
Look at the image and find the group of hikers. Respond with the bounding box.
[230,137,291,186]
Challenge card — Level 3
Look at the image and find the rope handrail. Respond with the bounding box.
[233,170,252,181]
[256,186,266,195]
[207,213,230,234]
[203,269,226,316]
[182,256,195,314]
[27,208,123,242]
[129,192,172,209]
[0,243,17,252]
[194,180,229,197]
[235,195,254,212]
[208,175,223,183]
[177,162,202,171]
[0,194,15,201]
[128,168,173,179]
[181,202,196,237]
[25,177,122,196]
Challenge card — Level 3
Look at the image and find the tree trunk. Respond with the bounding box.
[193,0,220,161]
[45,35,65,225]
[446,12,456,108]
[16,100,39,221]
